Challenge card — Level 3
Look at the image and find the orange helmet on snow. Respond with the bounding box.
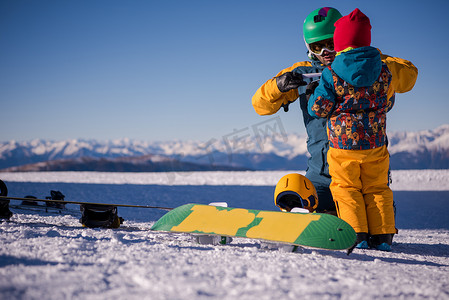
[274,173,319,212]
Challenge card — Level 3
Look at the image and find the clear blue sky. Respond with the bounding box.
[1,0,448,142]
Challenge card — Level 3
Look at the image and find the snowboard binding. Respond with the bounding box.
[79,204,124,229]
[46,190,66,209]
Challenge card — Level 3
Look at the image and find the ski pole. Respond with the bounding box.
[0,195,173,211]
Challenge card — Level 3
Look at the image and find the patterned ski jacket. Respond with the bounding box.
[308,46,396,150]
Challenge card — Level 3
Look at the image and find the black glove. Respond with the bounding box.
[276,71,307,93]
[305,80,319,101]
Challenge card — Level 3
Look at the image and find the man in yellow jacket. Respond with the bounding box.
[252,7,417,214]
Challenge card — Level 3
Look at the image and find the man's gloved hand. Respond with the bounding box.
[305,80,319,100]
[276,72,307,93]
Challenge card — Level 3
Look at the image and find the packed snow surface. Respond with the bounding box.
[1,170,448,299]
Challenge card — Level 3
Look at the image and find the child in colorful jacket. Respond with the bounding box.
[252,7,417,216]
[308,8,401,251]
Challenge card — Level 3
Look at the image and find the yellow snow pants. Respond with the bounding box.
[327,146,396,235]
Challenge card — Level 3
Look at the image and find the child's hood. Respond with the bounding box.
[331,46,382,87]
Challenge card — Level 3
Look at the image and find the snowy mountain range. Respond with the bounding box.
[1,124,448,171]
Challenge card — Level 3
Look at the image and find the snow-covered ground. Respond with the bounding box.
[2,169,449,190]
[1,170,448,299]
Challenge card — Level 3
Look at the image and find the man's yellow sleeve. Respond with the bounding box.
[381,52,418,99]
[252,62,312,116]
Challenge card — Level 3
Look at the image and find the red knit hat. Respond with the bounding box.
[333,8,371,52]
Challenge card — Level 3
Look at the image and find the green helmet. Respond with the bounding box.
[303,7,342,44]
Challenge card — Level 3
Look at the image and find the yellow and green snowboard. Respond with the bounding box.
[151,203,356,251]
